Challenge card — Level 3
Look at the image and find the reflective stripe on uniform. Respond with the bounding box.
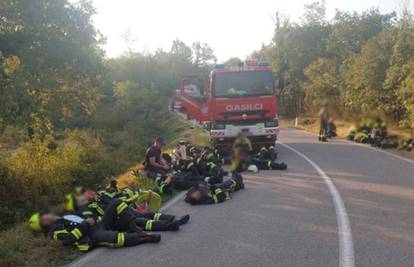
[207,162,216,169]
[145,220,153,231]
[117,233,125,246]
[71,228,82,240]
[116,202,128,215]
[89,202,105,215]
[267,161,272,169]
[186,162,195,169]
[153,213,162,220]
[160,183,166,193]
[230,179,237,190]
[208,192,218,203]
[53,229,69,240]
[75,242,90,251]
[214,188,223,195]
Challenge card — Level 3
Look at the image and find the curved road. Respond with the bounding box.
[70,128,414,267]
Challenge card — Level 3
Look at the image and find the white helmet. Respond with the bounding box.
[247,165,259,173]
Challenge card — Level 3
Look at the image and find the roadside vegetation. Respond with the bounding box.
[252,1,414,134]
[0,1,215,266]
[1,0,414,266]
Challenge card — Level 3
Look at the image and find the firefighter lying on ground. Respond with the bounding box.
[29,199,161,252]
[63,184,190,232]
[184,173,245,205]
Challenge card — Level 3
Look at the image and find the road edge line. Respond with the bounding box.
[68,191,187,267]
[279,142,355,267]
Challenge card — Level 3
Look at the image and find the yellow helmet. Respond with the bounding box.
[29,212,42,232]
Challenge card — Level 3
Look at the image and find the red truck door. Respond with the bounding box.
[176,76,210,122]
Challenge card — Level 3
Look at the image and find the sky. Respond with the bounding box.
[91,0,409,61]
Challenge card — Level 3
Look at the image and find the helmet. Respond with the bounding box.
[29,212,42,232]
[247,165,259,173]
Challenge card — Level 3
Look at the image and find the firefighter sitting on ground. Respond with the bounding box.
[231,132,287,173]
[144,137,170,178]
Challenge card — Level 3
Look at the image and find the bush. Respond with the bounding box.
[0,130,116,229]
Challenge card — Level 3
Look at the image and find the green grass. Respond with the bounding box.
[0,115,207,267]
[0,225,78,267]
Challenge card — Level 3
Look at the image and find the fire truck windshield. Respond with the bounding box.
[213,71,274,98]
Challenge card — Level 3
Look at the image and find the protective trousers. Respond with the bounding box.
[91,200,154,247]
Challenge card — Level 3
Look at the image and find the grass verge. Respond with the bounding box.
[0,116,209,267]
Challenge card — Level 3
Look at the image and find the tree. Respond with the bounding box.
[304,58,340,113]
[0,0,105,132]
[381,10,414,126]
[224,57,243,67]
[302,0,327,25]
[341,30,395,116]
[192,42,217,67]
[171,39,193,62]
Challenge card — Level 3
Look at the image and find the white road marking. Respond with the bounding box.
[159,191,186,212]
[68,191,187,267]
[279,142,355,267]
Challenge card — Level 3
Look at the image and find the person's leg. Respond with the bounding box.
[135,217,180,231]
[155,175,173,194]
[92,227,160,247]
[101,199,139,233]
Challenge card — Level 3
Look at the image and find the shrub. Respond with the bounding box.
[0,130,116,229]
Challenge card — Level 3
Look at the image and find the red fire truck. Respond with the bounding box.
[172,61,279,149]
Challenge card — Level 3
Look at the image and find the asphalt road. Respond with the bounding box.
[70,128,414,267]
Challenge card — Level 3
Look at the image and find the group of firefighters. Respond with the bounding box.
[28,133,288,252]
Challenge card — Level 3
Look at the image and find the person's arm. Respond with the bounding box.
[51,221,90,246]
[160,155,168,167]
[149,156,167,169]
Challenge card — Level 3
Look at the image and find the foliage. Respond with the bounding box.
[254,2,414,131]
[0,130,115,229]
[0,0,217,233]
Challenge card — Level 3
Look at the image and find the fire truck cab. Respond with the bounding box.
[172,61,279,149]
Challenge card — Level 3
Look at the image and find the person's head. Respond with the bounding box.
[173,149,182,161]
[29,212,59,232]
[154,137,166,149]
[185,187,203,205]
[191,147,202,158]
[179,140,187,146]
